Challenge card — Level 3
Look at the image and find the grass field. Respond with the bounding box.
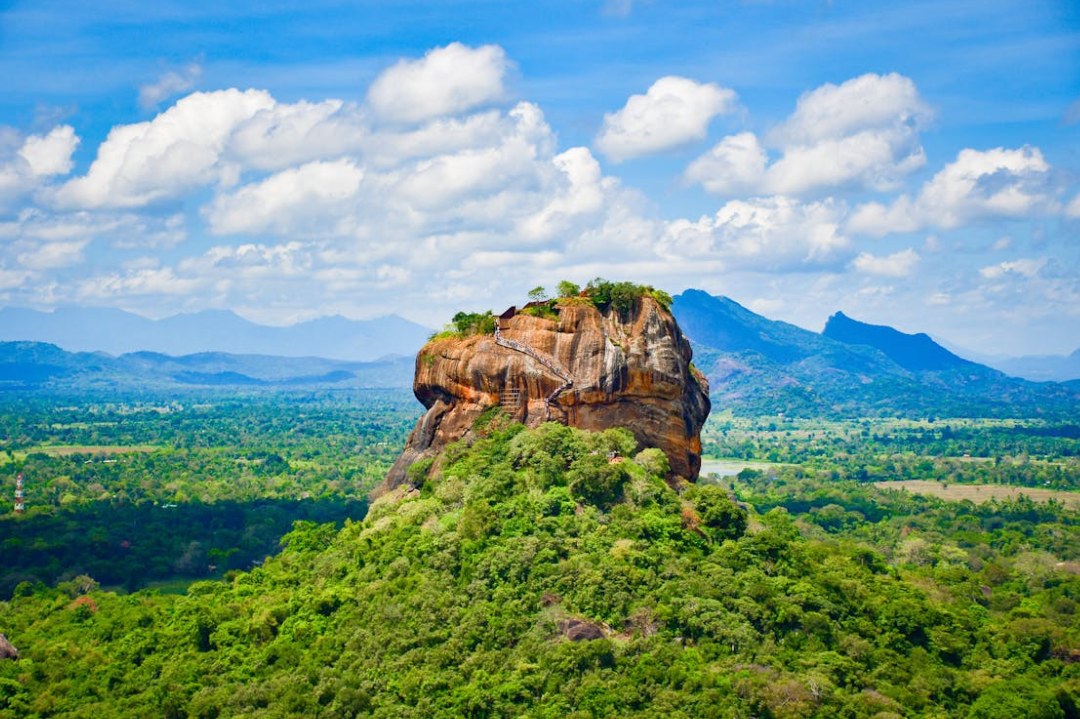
[874,479,1080,508]
[2,445,162,461]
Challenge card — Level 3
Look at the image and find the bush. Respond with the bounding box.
[450,311,496,336]
[683,484,747,541]
[583,278,673,316]
[557,280,581,298]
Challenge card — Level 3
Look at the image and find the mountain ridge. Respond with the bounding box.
[671,290,1078,418]
[0,341,413,391]
[0,306,431,361]
[823,310,976,372]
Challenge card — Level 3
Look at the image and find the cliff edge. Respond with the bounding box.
[383,293,710,489]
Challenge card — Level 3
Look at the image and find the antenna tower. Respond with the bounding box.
[14,473,24,514]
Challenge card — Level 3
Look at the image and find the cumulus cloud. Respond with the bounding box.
[851,248,919,277]
[367,43,510,125]
[18,126,79,177]
[138,62,203,110]
[684,132,768,195]
[226,99,367,172]
[0,126,79,209]
[659,196,849,271]
[849,146,1055,236]
[595,76,737,162]
[687,73,930,196]
[206,159,364,235]
[771,73,930,146]
[53,89,275,209]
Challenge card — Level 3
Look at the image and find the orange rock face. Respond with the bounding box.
[384,296,710,488]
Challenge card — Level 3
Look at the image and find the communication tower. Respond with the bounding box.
[13,473,24,514]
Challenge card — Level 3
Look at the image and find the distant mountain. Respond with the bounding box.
[0,342,413,393]
[822,311,974,372]
[0,306,431,361]
[983,348,1080,383]
[671,289,1079,418]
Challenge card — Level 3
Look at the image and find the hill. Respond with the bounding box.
[2,420,1077,717]
[0,306,430,361]
[0,341,413,392]
[671,289,1079,418]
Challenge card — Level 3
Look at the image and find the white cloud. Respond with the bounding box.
[659,196,849,270]
[687,73,929,197]
[0,206,187,253]
[77,267,207,300]
[979,257,1046,280]
[849,146,1055,236]
[226,99,368,172]
[683,132,767,195]
[16,238,88,269]
[771,73,930,146]
[516,147,609,242]
[851,248,919,277]
[0,126,80,210]
[367,43,510,124]
[18,126,79,176]
[206,159,364,235]
[0,268,31,290]
[596,76,737,162]
[138,62,203,110]
[53,89,275,209]
[192,242,313,279]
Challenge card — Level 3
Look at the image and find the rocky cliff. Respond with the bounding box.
[384,295,710,489]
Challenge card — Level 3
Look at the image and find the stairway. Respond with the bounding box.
[494,325,575,420]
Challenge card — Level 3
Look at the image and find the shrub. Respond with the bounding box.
[557,280,581,297]
[450,310,496,336]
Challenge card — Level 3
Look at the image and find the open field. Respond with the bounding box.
[3,444,162,461]
[874,479,1080,508]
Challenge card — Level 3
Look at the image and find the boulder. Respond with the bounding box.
[0,633,18,660]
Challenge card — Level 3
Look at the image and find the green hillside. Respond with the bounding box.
[2,417,1077,718]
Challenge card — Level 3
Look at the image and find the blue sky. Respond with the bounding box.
[0,0,1078,356]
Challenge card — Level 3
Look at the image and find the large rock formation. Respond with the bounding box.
[384,295,710,489]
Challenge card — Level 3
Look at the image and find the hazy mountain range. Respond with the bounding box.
[0,342,414,392]
[0,307,431,361]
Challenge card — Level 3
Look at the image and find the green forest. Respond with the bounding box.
[0,391,418,596]
[1,395,1079,718]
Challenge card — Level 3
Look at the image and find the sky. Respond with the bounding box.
[0,0,1078,357]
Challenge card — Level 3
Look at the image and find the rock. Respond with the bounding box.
[559,618,606,642]
[384,295,709,489]
[0,633,18,660]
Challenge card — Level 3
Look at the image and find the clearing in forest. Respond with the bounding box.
[875,479,1080,508]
